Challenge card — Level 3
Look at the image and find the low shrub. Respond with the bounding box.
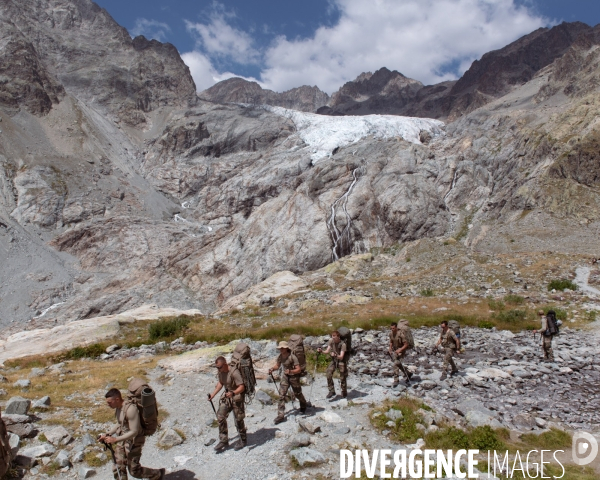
[420,288,435,297]
[148,316,191,340]
[425,425,507,451]
[62,343,107,360]
[547,279,577,291]
[478,320,495,329]
[493,309,528,323]
[504,294,525,305]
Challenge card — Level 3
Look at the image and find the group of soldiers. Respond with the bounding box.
[98,315,555,478]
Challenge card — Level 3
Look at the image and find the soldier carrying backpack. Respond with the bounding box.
[389,321,414,386]
[269,341,308,424]
[318,330,349,399]
[533,310,560,362]
[99,379,164,480]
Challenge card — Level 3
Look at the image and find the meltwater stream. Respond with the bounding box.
[326,168,361,261]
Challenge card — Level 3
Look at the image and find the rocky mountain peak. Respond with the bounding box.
[199,77,329,112]
[0,0,197,124]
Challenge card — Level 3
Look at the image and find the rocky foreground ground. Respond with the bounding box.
[2,320,600,479]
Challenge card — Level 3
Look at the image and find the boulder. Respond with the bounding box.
[255,390,273,405]
[8,432,20,456]
[2,414,31,425]
[45,426,70,445]
[16,443,55,466]
[13,379,31,389]
[28,368,45,378]
[55,450,71,468]
[7,423,36,438]
[158,428,183,448]
[512,414,536,431]
[284,433,311,452]
[385,409,403,421]
[298,420,321,434]
[466,411,503,428]
[5,396,31,415]
[32,396,52,409]
[290,447,326,467]
[319,410,344,423]
[79,466,96,478]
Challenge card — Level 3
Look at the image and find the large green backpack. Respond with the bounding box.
[229,342,257,403]
[337,327,353,358]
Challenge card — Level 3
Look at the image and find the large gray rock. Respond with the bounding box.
[32,396,51,409]
[12,379,31,389]
[298,420,321,434]
[5,396,31,415]
[45,426,70,445]
[7,422,36,438]
[2,414,31,425]
[255,390,273,405]
[465,411,503,428]
[385,409,404,421]
[55,450,71,468]
[8,432,20,456]
[158,428,184,448]
[284,433,311,452]
[290,447,327,467]
[512,414,537,431]
[16,443,55,466]
[79,466,96,478]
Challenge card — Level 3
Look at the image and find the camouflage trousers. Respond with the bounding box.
[113,439,162,480]
[443,348,458,373]
[278,374,307,415]
[326,361,347,395]
[542,336,554,361]
[217,395,247,443]
[391,353,407,383]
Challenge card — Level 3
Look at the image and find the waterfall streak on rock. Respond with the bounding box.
[327,168,360,261]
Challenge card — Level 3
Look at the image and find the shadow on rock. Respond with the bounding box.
[165,469,198,479]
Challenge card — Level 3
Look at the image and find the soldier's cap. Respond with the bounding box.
[276,341,290,350]
[537,309,545,315]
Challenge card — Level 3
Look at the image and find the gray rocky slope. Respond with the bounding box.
[1,0,600,331]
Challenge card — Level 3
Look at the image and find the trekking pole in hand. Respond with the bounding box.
[308,351,319,405]
[207,393,217,419]
[100,439,122,480]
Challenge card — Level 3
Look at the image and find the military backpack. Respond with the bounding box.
[337,327,354,359]
[229,342,257,403]
[288,334,307,375]
[398,320,415,349]
[448,320,461,338]
[123,378,159,436]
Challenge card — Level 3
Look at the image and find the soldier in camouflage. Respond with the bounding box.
[389,322,413,386]
[318,330,348,399]
[533,309,554,362]
[99,388,164,480]
[209,356,247,451]
[269,341,307,424]
[435,320,461,380]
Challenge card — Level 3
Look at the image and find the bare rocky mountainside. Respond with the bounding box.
[0,0,600,335]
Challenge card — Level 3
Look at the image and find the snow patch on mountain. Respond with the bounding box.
[262,105,445,162]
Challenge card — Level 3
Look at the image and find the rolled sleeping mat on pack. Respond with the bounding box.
[141,387,156,418]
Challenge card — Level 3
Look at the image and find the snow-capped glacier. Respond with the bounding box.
[262,105,445,162]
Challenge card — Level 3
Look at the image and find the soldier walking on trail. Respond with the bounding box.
[99,387,165,480]
[435,320,461,380]
[318,330,348,399]
[269,341,307,424]
[208,356,247,451]
[533,309,555,362]
[389,322,414,387]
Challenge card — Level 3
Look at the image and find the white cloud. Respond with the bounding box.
[185,13,260,65]
[180,51,260,92]
[182,0,548,94]
[260,0,548,93]
[130,18,171,42]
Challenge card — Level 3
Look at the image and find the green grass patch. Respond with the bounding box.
[585,310,598,322]
[478,320,495,329]
[488,298,506,311]
[370,398,429,444]
[547,279,578,291]
[420,288,435,297]
[60,343,107,360]
[519,428,571,450]
[148,315,191,340]
[493,309,529,323]
[425,426,507,451]
[504,294,525,305]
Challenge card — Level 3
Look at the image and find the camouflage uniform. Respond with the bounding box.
[217,368,247,444]
[325,339,348,396]
[277,353,307,416]
[389,329,409,383]
[112,405,162,480]
[440,329,459,374]
[540,316,554,361]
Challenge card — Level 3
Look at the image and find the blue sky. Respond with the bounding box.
[95,0,600,93]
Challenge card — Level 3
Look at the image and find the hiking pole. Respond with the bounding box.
[271,370,295,410]
[308,352,319,405]
[207,393,217,419]
[100,440,122,480]
[388,351,411,383]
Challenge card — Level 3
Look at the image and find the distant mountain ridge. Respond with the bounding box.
[202,21,596,120]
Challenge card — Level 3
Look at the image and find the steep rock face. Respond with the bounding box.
[318,68,423,116]
[0,0,196,123]
[199,78,329,113]
[0,20,65,115]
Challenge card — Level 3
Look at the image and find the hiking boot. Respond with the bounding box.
[450,370,458,377]
[342,392,347,399]
[407,372,414,380]
[392,382,399,388]
[234,439,247,451]
[326,392,336,399]
[158,468,166,480]
[440,372,447,381]
[300,406,307,414]
[214,441,229,451]
[274,415,286,425]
